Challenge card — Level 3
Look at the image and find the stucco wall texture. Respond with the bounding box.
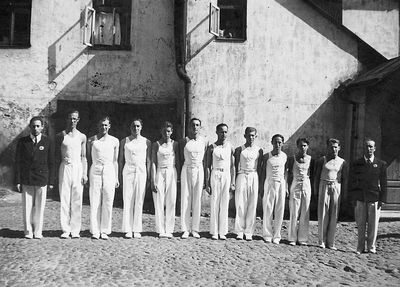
[186,0,360,155]
[0,0,183,186]
[343,0,399,60]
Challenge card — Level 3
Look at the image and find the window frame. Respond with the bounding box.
[208,0,247,42]
[83,0,132,50]
[0,0,32,48]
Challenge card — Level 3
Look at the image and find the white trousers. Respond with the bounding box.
[288,179,311,243]
[22,185,47,237]
[181,166,203,233]
[210,169,230,236]
[234,172,258,236]
[89,164,116,235]
[122,166,147,233]
[355,200,380,253]
[153,167,177,234]
[318,181,340,247]
[262,179,286,241]
[59,162,83,236]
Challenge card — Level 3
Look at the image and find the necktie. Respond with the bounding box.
[34,137,38,146]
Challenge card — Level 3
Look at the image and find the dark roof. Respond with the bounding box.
[346,56,400,88]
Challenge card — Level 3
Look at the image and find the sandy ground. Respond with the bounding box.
[0,189,399,287]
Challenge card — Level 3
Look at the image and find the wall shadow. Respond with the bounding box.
[276,0,386,69]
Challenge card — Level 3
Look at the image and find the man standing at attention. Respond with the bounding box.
[314,138,348,250]
[179,118,208,239]
[261,134,288,244]
[56,110,87,239]
[287,138,314,246]
[87,116,119,240]
[350,139,387,254]
[205,123,235,240]
[15,116,55,239]
[234,127,263,241]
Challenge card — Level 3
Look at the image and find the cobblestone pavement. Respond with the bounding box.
[1,193,400,286]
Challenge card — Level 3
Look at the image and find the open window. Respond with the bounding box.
[209,0,246,41]
[209,3,220,36]
[83,0,131,50]
[0,0,31,48]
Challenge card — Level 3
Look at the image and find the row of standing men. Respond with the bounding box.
[15,112,387,254]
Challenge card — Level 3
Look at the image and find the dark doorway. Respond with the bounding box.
[52,100,182,141]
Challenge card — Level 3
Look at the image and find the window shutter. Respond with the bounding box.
[209,3,220,36]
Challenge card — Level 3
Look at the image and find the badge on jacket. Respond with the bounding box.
[373,164,377,168]
[39,146,44,150]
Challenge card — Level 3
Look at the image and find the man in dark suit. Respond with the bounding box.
[15,116,55,239]
[350,139,387,254]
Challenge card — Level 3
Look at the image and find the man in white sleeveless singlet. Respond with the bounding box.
[234,127,263,241]
[119,119,151,239]
[151,121,180,238]
[56,110,87,239]
[261,134,288,244]
[205,123,235,240]
[179,118,208,239]
[314,138,348,250]
[287,138,313,246]
[87,117,119,240]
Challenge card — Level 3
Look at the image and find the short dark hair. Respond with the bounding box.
[99,116,111,125]
[29,116,44,126]
[131,118,143,128]
[244,127,257,134]
[190,118,201,126]
[161,121,173,130]
[296,137,309,146]
[272,134,284,143]
[326,138,340,146]
[216,123,228,131]
[364,138,375,146]
[66,109,79,119]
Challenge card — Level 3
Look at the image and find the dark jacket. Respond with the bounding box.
[15,135,55,186]
[349,157,387,203]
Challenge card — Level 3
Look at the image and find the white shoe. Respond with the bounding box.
[328,246,337,251]
[211,235,218,240]
[219,235,227,240]
[236,232,243,240]
[71,233,80,239]
[101,233,108,240]
[263,237,272,243]
[60,232,70,239]
[24,233,33,239]
[245,234,252,241]
[134,232,141,238]
[289,241,296,246]
[34,234,43,240]
[165,233,173,238]
[159,233,168,238]
[124,232,133,239]
[181,231,190,239]
[192,231,200,239]
[319,243,326,249]
[298,242,307,246]
[272,238,280,245]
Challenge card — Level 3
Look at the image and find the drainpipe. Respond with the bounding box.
[174,0,192,137]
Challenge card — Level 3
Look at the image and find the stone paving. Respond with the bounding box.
[0,192,400,286]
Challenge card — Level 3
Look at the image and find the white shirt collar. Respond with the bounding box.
[30,133,42,143]
[364,155,374,163]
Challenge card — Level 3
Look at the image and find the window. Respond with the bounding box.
[209,0,246,41]
[0,0,31,47]
[84,0,131,49]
